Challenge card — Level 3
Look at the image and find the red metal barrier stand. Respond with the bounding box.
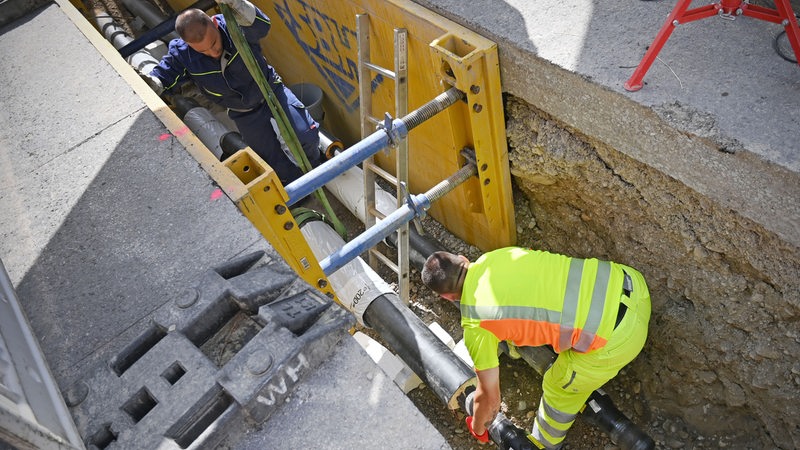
[624,0,800,92]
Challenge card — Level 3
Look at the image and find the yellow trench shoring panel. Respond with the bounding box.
[155,0,514,290]
[253,0,516,251]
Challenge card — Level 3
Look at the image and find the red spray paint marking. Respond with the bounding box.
[210,188,224,201]
[158,126,190,141]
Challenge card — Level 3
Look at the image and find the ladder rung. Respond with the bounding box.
[367,206,386,220]
[362,62,396,80]
[363,161,398,186]
[369,248,399,273]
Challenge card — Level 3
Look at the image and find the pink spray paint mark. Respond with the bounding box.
[158,126,189,141]
[210,188,224,201]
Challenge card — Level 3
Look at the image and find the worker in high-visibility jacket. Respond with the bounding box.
[421,247,651,448]
[146,0,320,184]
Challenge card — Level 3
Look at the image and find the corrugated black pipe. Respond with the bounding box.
[583,391,656,450]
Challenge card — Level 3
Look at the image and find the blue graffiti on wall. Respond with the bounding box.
[273,0,383,113]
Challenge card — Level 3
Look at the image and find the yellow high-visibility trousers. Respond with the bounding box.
[532,265,652,448]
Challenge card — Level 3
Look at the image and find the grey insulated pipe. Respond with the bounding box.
[171,96,244,161]
[299,221,475,410]
[92,6,166,74]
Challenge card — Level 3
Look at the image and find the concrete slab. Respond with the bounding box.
[0,4,451,449]
[414,0,798,165]
[230,336,451,450]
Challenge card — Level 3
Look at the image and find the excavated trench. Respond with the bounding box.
[502,94,800,449]
[82,0,799,447]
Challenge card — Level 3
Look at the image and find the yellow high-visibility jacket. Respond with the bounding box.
[461,247,627,371]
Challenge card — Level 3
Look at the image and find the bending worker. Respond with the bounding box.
[145,0,320,184]
[421,247,651,448]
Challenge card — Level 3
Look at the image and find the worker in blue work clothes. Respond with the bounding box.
[145,0,321,184]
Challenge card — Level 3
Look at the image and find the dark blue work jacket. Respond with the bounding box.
[151,10,280,111]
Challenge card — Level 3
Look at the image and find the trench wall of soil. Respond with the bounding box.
[503,94,799,449]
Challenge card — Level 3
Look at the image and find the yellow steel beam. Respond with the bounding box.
[222,149,336,301]
[427,32,514,250]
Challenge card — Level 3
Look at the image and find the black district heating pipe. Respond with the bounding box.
[361,292,475,410]
[384,226,446,271]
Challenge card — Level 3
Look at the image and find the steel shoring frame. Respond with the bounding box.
[283,87,463,205]
[320,161,477,276]
[624,0,800,91]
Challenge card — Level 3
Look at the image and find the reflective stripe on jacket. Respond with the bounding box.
[150,10,280,111]
[461,247,626,370]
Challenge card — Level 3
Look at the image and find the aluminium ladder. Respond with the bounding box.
[356,14,411,304]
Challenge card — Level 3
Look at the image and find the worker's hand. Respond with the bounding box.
[214,0,256,26]
[466,416,490,444]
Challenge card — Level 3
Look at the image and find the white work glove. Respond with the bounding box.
[216,0,256,26]
[270,117,298,166]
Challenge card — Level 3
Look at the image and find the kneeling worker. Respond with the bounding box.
[421,247,651,448]
[145,0,320,184]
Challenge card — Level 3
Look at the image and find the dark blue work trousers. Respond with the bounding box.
[228,84,320,184]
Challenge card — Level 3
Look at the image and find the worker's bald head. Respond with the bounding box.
[422,251,468,298]
[176,8,213,43]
